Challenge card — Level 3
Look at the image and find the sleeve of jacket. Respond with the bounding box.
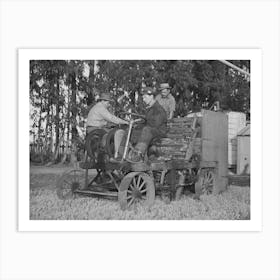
[99,107,127,125]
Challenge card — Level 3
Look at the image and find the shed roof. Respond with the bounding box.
[237,124,250,136]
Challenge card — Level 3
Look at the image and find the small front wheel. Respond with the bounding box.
[56,169,85,200]
[118,172,155,210]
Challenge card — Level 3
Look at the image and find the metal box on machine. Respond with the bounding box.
[227,111,246,167]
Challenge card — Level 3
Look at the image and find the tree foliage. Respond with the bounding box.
[29,59,250,164]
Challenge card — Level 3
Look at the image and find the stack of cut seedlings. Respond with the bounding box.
[156,116,202,160]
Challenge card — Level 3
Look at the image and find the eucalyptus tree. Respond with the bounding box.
[29,59,250,164]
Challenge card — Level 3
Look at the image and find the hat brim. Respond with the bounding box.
[141,92,156,96]
[99,98,114,102]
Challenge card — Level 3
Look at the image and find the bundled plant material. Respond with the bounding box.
[155,116,202,160]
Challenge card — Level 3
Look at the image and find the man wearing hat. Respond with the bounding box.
[126,86,167,163]
[86,92,129,158]
[86,93,128,132]
[155,83,176,120]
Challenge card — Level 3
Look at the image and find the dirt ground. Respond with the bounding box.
[31,165,79,175]
[30,164,250,220]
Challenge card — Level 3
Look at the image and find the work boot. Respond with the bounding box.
[134,142,148,155]
[126,142,148,163]
[126,149,144,163]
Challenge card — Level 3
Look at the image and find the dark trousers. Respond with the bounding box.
[131,126,161,145]
[119,125,164,155]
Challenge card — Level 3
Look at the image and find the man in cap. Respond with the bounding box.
[155,83,176,120]
[126,87,167,163]
[86,92,128,159]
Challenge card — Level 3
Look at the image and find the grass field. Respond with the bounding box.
[30,166,250,220]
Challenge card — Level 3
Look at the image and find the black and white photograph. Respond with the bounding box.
[28,57,251,220]
[2,1,280,280]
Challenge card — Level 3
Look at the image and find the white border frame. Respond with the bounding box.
[2,0,280,279]
[19,48,262,232]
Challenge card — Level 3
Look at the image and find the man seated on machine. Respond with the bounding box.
[86,92,129,159]
[125,87,168,163]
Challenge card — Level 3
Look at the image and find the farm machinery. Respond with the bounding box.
[56,110,228,210]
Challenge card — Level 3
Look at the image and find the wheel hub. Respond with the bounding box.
[131,189,142,199]
[71,182,80,191]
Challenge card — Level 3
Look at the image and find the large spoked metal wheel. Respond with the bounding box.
[195,168,217,195]
[56,169,86,200]
[118,172,155,210]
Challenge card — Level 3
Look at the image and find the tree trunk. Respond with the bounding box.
[88,60,95,105]
[61,88,71,164]
[37,92,44,163]
[53,77,61,163]
[69,70,78,167]
[54,126,65,162]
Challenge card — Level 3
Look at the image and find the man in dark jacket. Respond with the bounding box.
[128,87,167,162]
